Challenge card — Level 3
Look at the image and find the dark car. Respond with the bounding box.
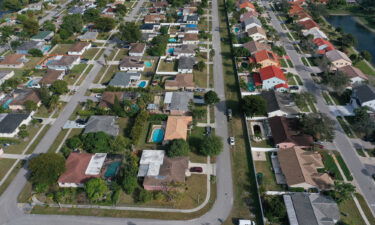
[190,167,203,173]
[205,126,212,135]
[372,174,375,181]
[289,85,299,90]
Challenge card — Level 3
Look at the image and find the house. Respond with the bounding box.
[165,74,195,91]
[240,10,259,22]
[247,26,267,42]
[68,6,86,15]
[289,4,304,16]
[47,55,80,71]
[184,15,199,24]
[137,150,188,191]
[236,0,256,12]
[78,31,99,42]
[84,115,119,136]
[101,6,116,18]
[243,17,262,31]
[119,56,145,71]
[163,91,194,115]
[259,65,287,91]
[68,42,91,55]
[129,43,146,57]
[173,45,196,58]
[182,33,199,45]
[338,65,368,85]
[251,50,279,68]
[0,71,14,85]
[153,1,169,8]
[324,49,352,71]
[183,25,199,34]
[8,89,41,111]
[313,38,335,55]
[0,113,32,137]
[16,41,47,55]
[0,54,26,68]
[260,90,298,117]
[350,84,375,111]
[144,14,166,23]
[284,193,340,225]
[58,153,107,188]
[108,71,141,88]
[39,69,65,86]
[295,11,311,22]
[243,40,271,55]
[140,23,160,33]
[298,19,319,31]
[178,56,195,74]
[31,31,54,42]
[98,91,140,109]
[278,147,334,190]
[268,116,314,149]
[164,116,193,142]
[303,27,327,39]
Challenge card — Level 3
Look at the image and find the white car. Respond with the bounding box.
[95,93,102,98]
[229,137,235,146]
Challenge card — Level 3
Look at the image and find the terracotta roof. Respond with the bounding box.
[289,5,304,15]
[144,14,166,23]
[164,116,192,141]
[68,42,90,52]
[98,91,124,108]
[268,116,314,147]
[313,38,335,54]
[278,147,334,190]
[58,153,100,184]
[0,54,25,65]
[153,1,168,7]
[239,2,255,10]
[253,50,279,64]
[298,19,319,30]
[296,11,311,20]
[183,33,198,41]
[165,74,195,89]
[253,73,262,86]
[40,69,64,85]
[275,83,289,90]
[259,65,286,81]
[338,65,368,80]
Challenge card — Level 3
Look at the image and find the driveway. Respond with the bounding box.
[188,162,216,175]
[328,105,354,116]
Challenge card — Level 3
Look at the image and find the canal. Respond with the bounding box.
[326,15,375,65]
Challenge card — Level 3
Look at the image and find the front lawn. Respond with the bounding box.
[337,116,354,138]
[158,60,177,72]
[319,151,343,181]
[354,60,375,76]
[254,156,284,191]
[0,159,16,180]
[82,48,100,60]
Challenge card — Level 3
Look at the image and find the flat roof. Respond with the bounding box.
[85,153,107,175]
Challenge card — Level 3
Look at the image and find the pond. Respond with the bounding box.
[326,15,375,64]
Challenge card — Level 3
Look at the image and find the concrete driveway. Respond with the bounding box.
[188,162,216,175]
[328,105,354,116]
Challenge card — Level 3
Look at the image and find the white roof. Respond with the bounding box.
[239,220,254,225]
[303,27,327,39]
[85,153,107,175]
[164,92,173,104]
[138,150,165,177]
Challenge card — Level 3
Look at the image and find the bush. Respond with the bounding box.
[199,134,223,156]
[130,110,149,144]
[135,188,153,203]
[167,139,190,157]
[148,114,168,121]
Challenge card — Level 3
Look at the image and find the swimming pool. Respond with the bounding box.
[104,161,121,178]
[144,61,152,67]
[234,27,240,33]
[138,81,147,88]
[168,38,177,43]
[186,24,197,28]
[152,128,164,143]
[168,48,174,54]
[2,98,13,109]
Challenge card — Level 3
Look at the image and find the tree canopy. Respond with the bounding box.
[351,107,375,138]
[299,113,335,141]
[82,132,114,153]
[85,178,108,202]
[119,22,141,43]
[199,134,223,156]
[147,34,169,56]
[121,152,139,194]
[322,71,349,93]
[204,91,220,105]
[50,80,69,95]
[28,153,66,186]
[167,139,190,157]
[83,8,100,23]
[95,17,115,32]
[242,95,267,117]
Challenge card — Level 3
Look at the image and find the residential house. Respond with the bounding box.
[298,19,319,32]
[16,41,47,55]
[68,42,91,56]
[236,0,256,12]
[324,49,352,71]
[259,65,287,91]
[284,193,340,225]
[108,71,141,88]
[119,56,145,71]
[101,6,116,18]
[338,65,368,85]
[0,71,14,85]
[182,33,199,45]
[303,27,328,39]
[239,11,259,22]
[144,14,166,23]
[260,90,298,117]
[152,1,169,9]
[178,56,195,74]
[313,38,335,55]
[278,147,334,190]
[140,23,160,33]
[8,89,41,111]
[137,150,188,191]
[129,43,146,57]
[164,116,193,142]
[84,115,119,136]
[39,69,65,86]
[0,113,32,138]
[247,26,267,42]
[350,84,375,111]
[268,116,314,149]
[31,31,54,42]
[78,31,99,42]
[173,45,196,58]
[98,91,140,109]
[184,15,199,24]
[163,91,194,115]
[0,54,26,68]
[47,55,80,71]
[68,6,86,15]
[183,26,199,34]
[242,17,262,31]
[58,153,107,188]
[251,50,279,68]
[295,11,311,22]
[243,40,271,55]
[289,4,304,16]
[165,74,195,91]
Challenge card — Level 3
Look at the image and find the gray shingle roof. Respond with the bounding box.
[169,92,193,112]
[325,49,351,63]
[178,56,195,70]
[84,116,119,136]
[352,84,375,104]
[108,71,141,87]
[260,90,298,115]
[309,193,340,225]
[16,41,43,51]
[290,193,320,225]
[243,17,262,27]
[0,113,30,134]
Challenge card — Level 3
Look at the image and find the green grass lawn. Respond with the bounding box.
[355,193,375,225]
[82,48,100,60]
[0,161,23,196]
[50,44,73,55]
[99,65,119,84]
[158,60,177,72]
[280,58,288,68]
[301,57,309,66]
[322,92,334,105]
[255,159,284,191]
[337,116,355,138]
[356,148,366,157]
[3,124,43,154]
[319,150,343,181]
[26,125,51,154]
[287,59,294,68]
[355,60,375,76]
[48,128,83,153]
[76,64,94,86]
[194,66,208,88]
[0,159,16,180]
[286,73,297,85]
[335,153,353,181]
[94,49,105,60]
[338,197,367,225]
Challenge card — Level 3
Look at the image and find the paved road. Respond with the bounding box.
[261,0,375,215]
[0,0,235,224]
[39,0,72,25]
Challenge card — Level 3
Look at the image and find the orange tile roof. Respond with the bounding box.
[164,116,192,141]
[259,65,286,81]
[289,5,304,15]
[298,19,319,30]
[253,50,279,64]
[239,2,255,10]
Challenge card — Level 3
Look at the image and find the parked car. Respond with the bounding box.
[289,85,299,90]
[95,93,102,98]
[190,167,203,173]
[205,126,212,135]
[229,137,235,146]
[227,108,232,120]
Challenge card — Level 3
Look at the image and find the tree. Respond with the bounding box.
[351,107,375,138]
[111,136,130,152]
[199,134,223,156]
[85,178,108,202]
[22,19,39,36]
[115,4,127,17]
[271,45,286,56]
[82,132,114,153]
[233,47,250,57]
[28,153,66,186]
[66,136,82,149]
[28,48,43,57]
[263,196,287,223]
[167,139,190,157]
[361,50,372,62]
[160,26,169,35]
[192,107,206,120]
[2,0,23,11]
[83,8,100,23]
[43,20,56,32]
[147,34,169,56]
[204,91,220,105]
[18,129,29,139]
[24,100,38,112]
[135,188,153,203]
[300,113,335,141]
[329,181,355,203]
[60,14,83,39]
[95,17,115,32]
[195,61,205,71]
[50,80,68,95]
[242,95,267,117]
[112,95,125,117]
[119,22,141,43]
[323,71,350,93]
[121,152,139,194]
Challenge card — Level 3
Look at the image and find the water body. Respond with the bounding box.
[326,15,375,65]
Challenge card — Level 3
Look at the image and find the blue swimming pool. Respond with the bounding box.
[234,27,240,33]
[152,128,164,143]
[26,79,35,87]
[43,45,51,53]
[168,48,174,54]
[138,81,147,88]
[168,38,177,43]
[2,98,13,109]
[186,24,197,28]
[104,161,121,178]
[144,61,152,67]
